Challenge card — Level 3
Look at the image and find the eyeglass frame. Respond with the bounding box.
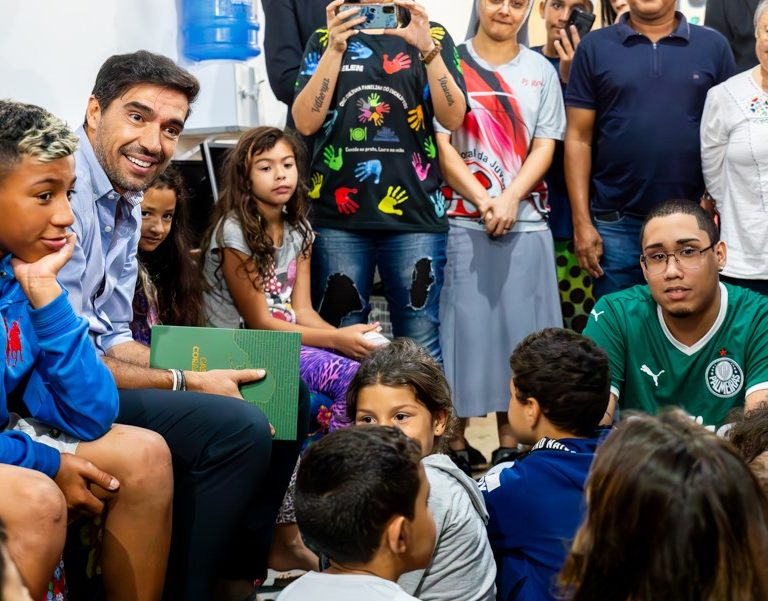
[639,243,717,275]
[485,0,527,9]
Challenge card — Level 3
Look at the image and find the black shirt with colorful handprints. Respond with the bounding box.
[294,23,467,233]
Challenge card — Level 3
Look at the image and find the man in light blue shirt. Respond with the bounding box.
[58,50,308,600]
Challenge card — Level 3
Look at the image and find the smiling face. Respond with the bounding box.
[139,185,177,253]
[248,139,299,211]
[354,384,447,457]
[627,0,675,21]
[0,154,75,263]
[640,213,726,319]
[86,83,188,194]
[479,0,530,42]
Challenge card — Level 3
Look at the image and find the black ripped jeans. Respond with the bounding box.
[310,228,447,361]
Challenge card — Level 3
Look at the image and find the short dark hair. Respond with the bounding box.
[0,99,78,184]
[729,403,768,495]
[561,409,768,600]
[87,50,200,124]
[639,199,720,248]
[510,328,610,436]
[345,338,457,450]
[295,426,423,564]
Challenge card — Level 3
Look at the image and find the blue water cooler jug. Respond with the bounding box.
[181,0,261,61]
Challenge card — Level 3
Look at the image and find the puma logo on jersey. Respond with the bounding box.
[591,309,605,322]
[640,364,665,387]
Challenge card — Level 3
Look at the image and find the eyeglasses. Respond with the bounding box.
[640,244,715,275]
[485,0,528,9]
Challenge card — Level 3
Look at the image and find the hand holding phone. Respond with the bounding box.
[565,7,595,46]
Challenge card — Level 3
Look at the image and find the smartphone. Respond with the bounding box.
[566,7,595,45]
[337,3,404,29]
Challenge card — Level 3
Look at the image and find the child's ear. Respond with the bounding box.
[526,396,542,429]
[85,95,102,132]
[432,409,448,437]
[385,515,408,556]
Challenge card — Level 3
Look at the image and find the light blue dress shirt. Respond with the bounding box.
[58,127,143,354]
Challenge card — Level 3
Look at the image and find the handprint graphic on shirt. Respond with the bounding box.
[383,52,412,74]
[316,28,329,47]
[407,105,426,131]
[322,110,339,135]
[357,93,391,126]
[309,173,324,199]
[335,187,360,215]
[348,41,373,60]
[323,146,344,171]
[423,135,437,160]
[430,26,446,42]
[412,153,431,181]
[301,52,320,76]
[354,160,382,184]
[453,46,462,72]
[378,186,409,216]
[429,189,446,218]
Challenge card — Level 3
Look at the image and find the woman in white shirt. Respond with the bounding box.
[701,0,768,295]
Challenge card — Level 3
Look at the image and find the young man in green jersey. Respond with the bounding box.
[583,199,768,432]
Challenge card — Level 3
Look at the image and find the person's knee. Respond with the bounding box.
[5,472,67,542]
[111,428,173,500]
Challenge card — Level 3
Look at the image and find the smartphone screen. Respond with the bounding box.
[337,3,402,29]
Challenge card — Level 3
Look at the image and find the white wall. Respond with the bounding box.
[0,0,474,142]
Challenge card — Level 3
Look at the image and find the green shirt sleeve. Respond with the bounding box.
[582,296,626,398]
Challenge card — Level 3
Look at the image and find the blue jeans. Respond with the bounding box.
[593,213,646,299]
[311,228,447,361]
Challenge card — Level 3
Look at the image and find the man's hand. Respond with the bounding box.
[11,232,76,308]
[185,368,266,399]
[554,25,581,84]
[574,222,604,278]
[54,452,120,518]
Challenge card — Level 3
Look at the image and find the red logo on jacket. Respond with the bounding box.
[4,317,23,366]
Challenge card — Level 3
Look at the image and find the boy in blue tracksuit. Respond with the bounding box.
[0,99,172,599]
[478,328,611,601]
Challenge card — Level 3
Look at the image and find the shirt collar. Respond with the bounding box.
[75,126,143,208]
[617,11,690,43]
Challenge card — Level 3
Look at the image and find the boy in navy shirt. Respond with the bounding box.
[479,328,610,601]
[0,99,172,599]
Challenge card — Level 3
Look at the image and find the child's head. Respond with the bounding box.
[0,100,78,263]
[477,0,534,41]
[139,166,185,253]
[220,125,307,219]
[508,328,609,444]
[346,338,455,456]
[205,126,311,284]
[729,403,768,497]
[538,0,594,45]
[138,164,204,327]
[295,426,435,574]
[561,409,768,601]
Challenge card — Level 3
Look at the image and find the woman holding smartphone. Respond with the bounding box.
[292,0,467,363]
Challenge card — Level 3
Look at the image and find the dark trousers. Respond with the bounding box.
[117,381,310,601]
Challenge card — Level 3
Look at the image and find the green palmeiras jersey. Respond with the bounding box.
[583,283,768,428]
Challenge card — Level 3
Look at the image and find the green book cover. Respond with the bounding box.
[150,326,301,440]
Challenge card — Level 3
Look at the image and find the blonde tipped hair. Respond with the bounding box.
[0,99,78,181]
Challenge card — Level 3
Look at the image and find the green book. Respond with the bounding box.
[150,325,301,440]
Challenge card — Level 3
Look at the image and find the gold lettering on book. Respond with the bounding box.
[191,346,208,372]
